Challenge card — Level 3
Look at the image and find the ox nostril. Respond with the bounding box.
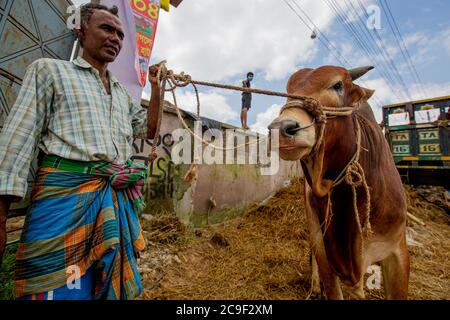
[280,120,301,137]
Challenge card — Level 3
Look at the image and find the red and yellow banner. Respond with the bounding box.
[129,0,161,86]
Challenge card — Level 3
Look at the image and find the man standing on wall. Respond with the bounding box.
[0,4,162,300]
[240,72,254,129]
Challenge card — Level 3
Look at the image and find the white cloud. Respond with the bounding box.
[250,104,282,134]
[403,32,428,48]
[363,77,450,122]
[73,0,448,127]
[161,90,238,123]
[153,0,335,82]
[397,27,450,67]
[323,23,450,108]
[439,28,450,55]
[410,81,450,101]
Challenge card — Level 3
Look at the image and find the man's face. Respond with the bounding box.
[80,10,124,63]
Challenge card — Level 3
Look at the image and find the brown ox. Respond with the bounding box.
[268,66,409,299]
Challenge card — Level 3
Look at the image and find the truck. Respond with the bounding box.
[383,95,450,187]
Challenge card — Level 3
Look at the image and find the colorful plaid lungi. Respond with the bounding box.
[15,155,147,300]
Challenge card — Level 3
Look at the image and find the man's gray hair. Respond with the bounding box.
[76,4,119,47]
[80,3,119,28]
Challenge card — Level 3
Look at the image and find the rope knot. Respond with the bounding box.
[345,162,364,187]
[316,114,327,124]
[149,151,158,162]
[344,160,373,239]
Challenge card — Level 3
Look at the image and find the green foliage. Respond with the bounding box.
[0,243,18,300]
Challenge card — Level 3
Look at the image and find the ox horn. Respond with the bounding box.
[349,66,374,81]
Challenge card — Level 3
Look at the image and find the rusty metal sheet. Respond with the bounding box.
[0,0,7,11]
[0,0,75,79]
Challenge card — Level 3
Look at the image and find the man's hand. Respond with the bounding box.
[148,63,162,87]
[0,196,13,264]
[147,63,164,140]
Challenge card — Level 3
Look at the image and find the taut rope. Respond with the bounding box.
[153,62,271,152]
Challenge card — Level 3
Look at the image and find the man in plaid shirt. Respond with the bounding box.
[0,4,161,299]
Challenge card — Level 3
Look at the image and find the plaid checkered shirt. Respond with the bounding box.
[0,57,148,198]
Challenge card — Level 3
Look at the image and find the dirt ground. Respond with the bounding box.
[138,178,450,300]
[2,178,449,300]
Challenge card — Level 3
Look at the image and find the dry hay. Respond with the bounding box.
[142,177,311,300]
[140,179,450,300]
[403,185,450,300]
[141,214,186,245]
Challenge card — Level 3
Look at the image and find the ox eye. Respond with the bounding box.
[332,82,343,91]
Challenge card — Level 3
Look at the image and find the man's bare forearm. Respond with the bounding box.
[0,195,14,262]
[0,196,13,221]
[147,83,161,140]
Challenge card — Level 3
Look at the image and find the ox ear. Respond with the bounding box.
[363,87,375,100]
[347,84,375,106]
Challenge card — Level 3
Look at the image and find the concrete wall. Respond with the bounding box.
[133,101,303,227]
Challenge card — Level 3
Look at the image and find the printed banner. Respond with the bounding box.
[129,0,161,86]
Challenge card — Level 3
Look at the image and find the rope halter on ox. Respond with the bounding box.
[279,98,372,241]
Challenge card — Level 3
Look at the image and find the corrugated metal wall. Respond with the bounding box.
[0,0,75,206]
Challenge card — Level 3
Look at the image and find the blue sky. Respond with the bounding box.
[73,0,450,132]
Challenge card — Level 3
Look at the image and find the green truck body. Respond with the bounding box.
[383,95,450,186]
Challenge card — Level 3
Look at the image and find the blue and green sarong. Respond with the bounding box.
[15,155,147,300]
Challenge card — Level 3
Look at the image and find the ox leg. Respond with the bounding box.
[311,246,343,299]
[305,185,343,300]
[310,253,322,297]
[381,235,410,299]
[346,279,365,300]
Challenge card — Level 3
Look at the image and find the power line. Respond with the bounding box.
[283,0,384,108]
[329,0,378,59]
[346,0,411,99]
[379,0,427,99]
[323,0,402,103]
[337,0,414,102]
[344,0,405,91]
[289,0,354,67]
[282,0,351,67]
[289,0,385,108]
[325,0,401,100]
